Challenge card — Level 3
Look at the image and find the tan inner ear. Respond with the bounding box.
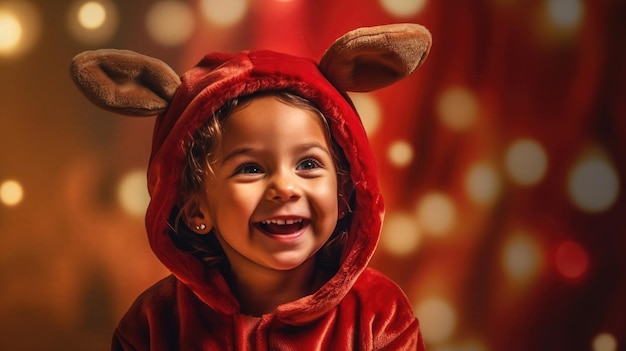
[71,49,182,116]
[319,23,432,92]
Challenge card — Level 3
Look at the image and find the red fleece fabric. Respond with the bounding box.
[113,50,424,350]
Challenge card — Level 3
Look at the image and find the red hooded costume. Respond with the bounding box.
[71,24,432,351]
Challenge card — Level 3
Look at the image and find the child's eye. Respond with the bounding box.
[297,158,323,171]
[235,163,263,174]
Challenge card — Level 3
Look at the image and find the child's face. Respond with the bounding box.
[199,95,339,272]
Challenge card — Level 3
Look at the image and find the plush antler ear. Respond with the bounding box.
[70,49,181,116]
[319,23,432,92]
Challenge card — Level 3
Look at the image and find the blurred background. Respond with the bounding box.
[1,0,624,350]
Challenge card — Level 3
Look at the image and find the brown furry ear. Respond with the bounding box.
[319,23,432,92]
[70,49,181,116]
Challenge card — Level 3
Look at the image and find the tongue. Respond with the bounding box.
[261,222,302,235]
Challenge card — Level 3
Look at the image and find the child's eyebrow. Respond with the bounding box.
[295,142,332,157]
[221,147,254,164]
[221,142,332,164]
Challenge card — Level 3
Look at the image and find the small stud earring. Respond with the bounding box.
[195,224,206,231]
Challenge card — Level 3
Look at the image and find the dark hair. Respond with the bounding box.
[168,91,354,272]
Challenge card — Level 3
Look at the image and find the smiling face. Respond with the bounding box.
[197,95,339,272]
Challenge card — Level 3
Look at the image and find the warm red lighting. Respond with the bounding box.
[554,241,589,280]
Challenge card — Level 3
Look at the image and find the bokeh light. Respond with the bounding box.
[415,297,457,345]
[0,12,21,51]
[436,86,479,132]
[349,93,381,136]
[67,0,118,45]
[415,192,456,237]
[146,0,195,47]
[379,0,427,18]
[554,240,589,280]
[77,1,106,29]
[117,169,149,217]
[200,0,249,27]
[0,179,24,206]
[0,1,40,58]
[505,138,548,186]
[464,162,501,205]
[592,332,618,351]
[388,140,414,167]
[501,231,543,285]
[567,156,619,213]
[380,212,422,257]
[545,0,584,31]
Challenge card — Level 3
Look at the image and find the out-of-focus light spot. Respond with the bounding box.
[200,0,248,27]
[117,170,149,217]
[555,240,588,280]
[146,1,194,47]
[465,163,501,205]
[568,157,619,213]
[415,192,456,237]
[501,231,542,285]
[77,1,106,29]
[546,0,584,31]
[380,212,421,257]
[415,298,457,344]
[592,332,618,351]
[0,12,21,51]
[505,139,548,186]
[0,179,24,206]
[0,2,40,58]
[349,93,381,136]
[379,0,427,18]
[68,0,117,45]
[388,140,414,167]
[436,86,479,132]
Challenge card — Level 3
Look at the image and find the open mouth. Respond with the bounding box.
[257,218,308,235]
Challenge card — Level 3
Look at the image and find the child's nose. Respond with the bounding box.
[265,170,302,202]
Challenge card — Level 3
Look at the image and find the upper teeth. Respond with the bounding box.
[261,219,303,225]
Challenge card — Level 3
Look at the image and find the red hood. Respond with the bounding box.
[145,50,384,324]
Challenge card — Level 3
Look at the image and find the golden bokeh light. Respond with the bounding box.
[0,179,24,206]
[592,332,618,351]
[380,212,422,257]
[145,0,195,47]
[77,1,106,29]
[501,231,543,286]
[0,2,40,58]
[414,297,457,345]
[379,0,427,18]
[567,156,619,213]
[465,162,501,205]
[67,0,118,45]
[349,92,382,136]
[505,138,548,186]
[200,0,249,27]
[0,12,22,52]
[388,140,414,167]
[545,0,584,31]
[117,169,150,217]
[436,86,479,132]
[415,192,457,237]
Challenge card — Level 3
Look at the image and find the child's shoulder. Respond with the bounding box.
[351,267,413,302]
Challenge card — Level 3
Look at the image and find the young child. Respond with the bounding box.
[71,23,432,350]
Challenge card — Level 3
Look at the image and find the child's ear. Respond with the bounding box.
[180,196,213,235]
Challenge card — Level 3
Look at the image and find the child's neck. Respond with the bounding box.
[227,257,318,316]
